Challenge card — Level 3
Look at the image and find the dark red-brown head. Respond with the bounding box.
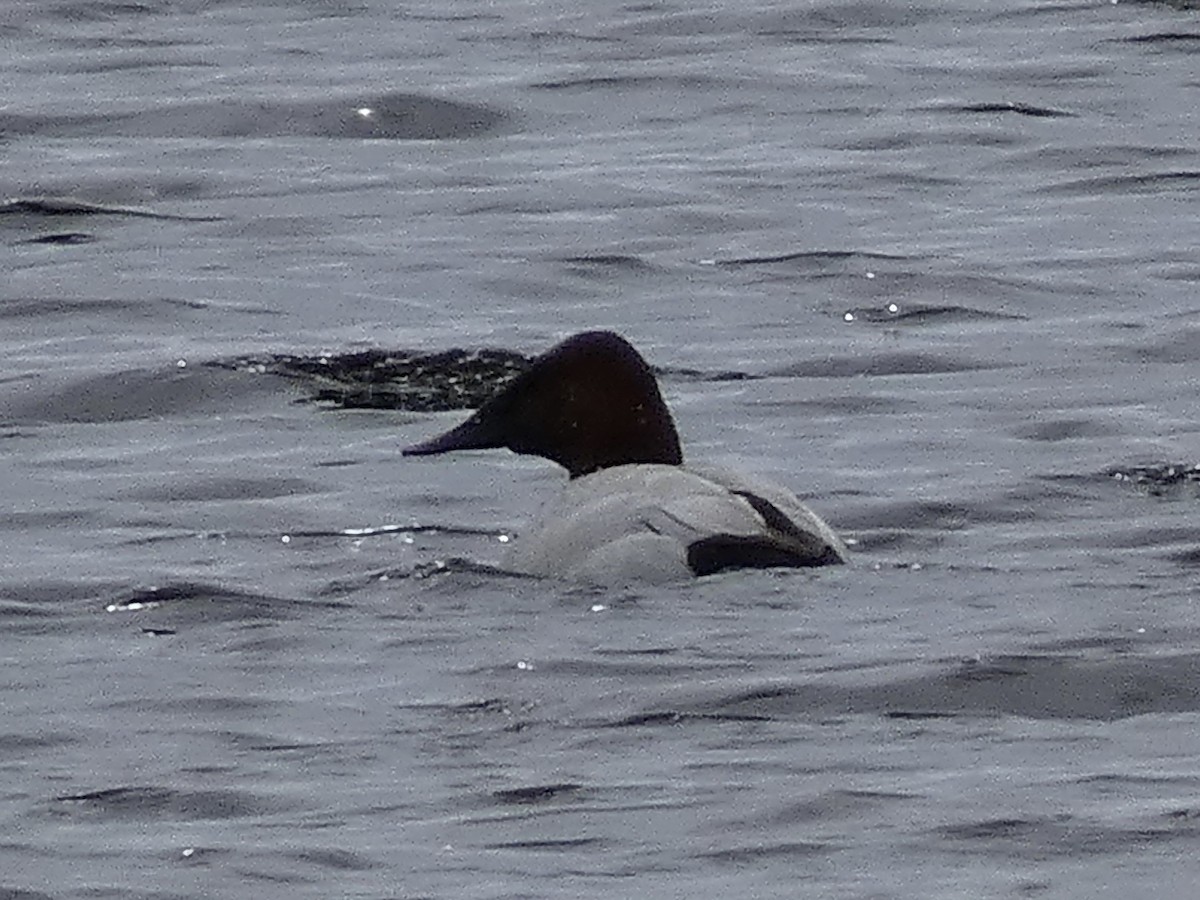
[403,331,683,478]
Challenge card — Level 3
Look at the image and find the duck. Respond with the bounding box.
[403,331,847,584]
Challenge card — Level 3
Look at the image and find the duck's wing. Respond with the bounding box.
[503,467,701,584]
[505,464,846,584]
[681,464,848,574]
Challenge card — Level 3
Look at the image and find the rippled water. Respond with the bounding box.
[3,0,1200,897]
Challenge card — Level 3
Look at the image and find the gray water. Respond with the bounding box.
[3,0,1200,897]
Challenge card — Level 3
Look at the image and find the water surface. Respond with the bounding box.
[3,1,1200,897]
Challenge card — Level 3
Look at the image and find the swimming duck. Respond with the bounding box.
[404,331,847,584]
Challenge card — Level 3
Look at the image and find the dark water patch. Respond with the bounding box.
[0,889,56,900]
[592,645,681,658]
[1044,170,1200,197]
[0,732,78,759]
[838,125,1026,154]
[0,509,102,536]
[715,249,916,268]
[0,296,154,321]
[410,559,518,583]
[352,521,503,540]
[752,3,937,33]
[1014,418,1119,442]
[709,651,1200,721]
[0,579,125,606]
[1168,546,1200,564]
[769,352,1003,378]
[935,814,1198,858]
[17,231,96,245]
[221,344,768,412]
[214,215,329,243]
[846,303,1028,325]
[101,581,344,625]
[698,840,831,864]
[1027,635,1144,655]
[45,1,155,23]
[531,73,719,91]
[867,269,1066,308]
[407,7,507,22]
[921,127,1026,150]
[1010,142,1196,174]
[1158,262,1200,282]
[446,697,519,716]
[285,848,376,872]
[883,710,955,720]
[120,476,320,504]
[559,254,650,267]
[558,254,658,275]
[215,348,529,412]
[320,558,521,598]
[105,695,280,717]
[607,710,772,727]
[4,364,293,425]
[1105,462,1200,497]
[0,196,221,221]
[1165,807,1200,824]
[1076,772,1200,789]
[655,365,761,382]
[222,731,327,754]
[0,598,75,629]
[1121,326,1200,364]
[52,785,272,821]
[937,816,1049,841]
[759,29,891,45]
[493,783,585,806]
[1035,472,1123,495]
[513,656,717,682]
[768,789,918,825]
[1002,473,1119,516]
[940,101,1075,119]
[317,566,427,598]
[1,93,509,140]
[755,393,924,416]
[483,837,604,851]
[1122,31,1200,46]
[66,51,212,74]
[114,530,230,550]
[842,529,944,555]
[218,631,320,656]
[1082,524,1198,553]
[833,132,939,153]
